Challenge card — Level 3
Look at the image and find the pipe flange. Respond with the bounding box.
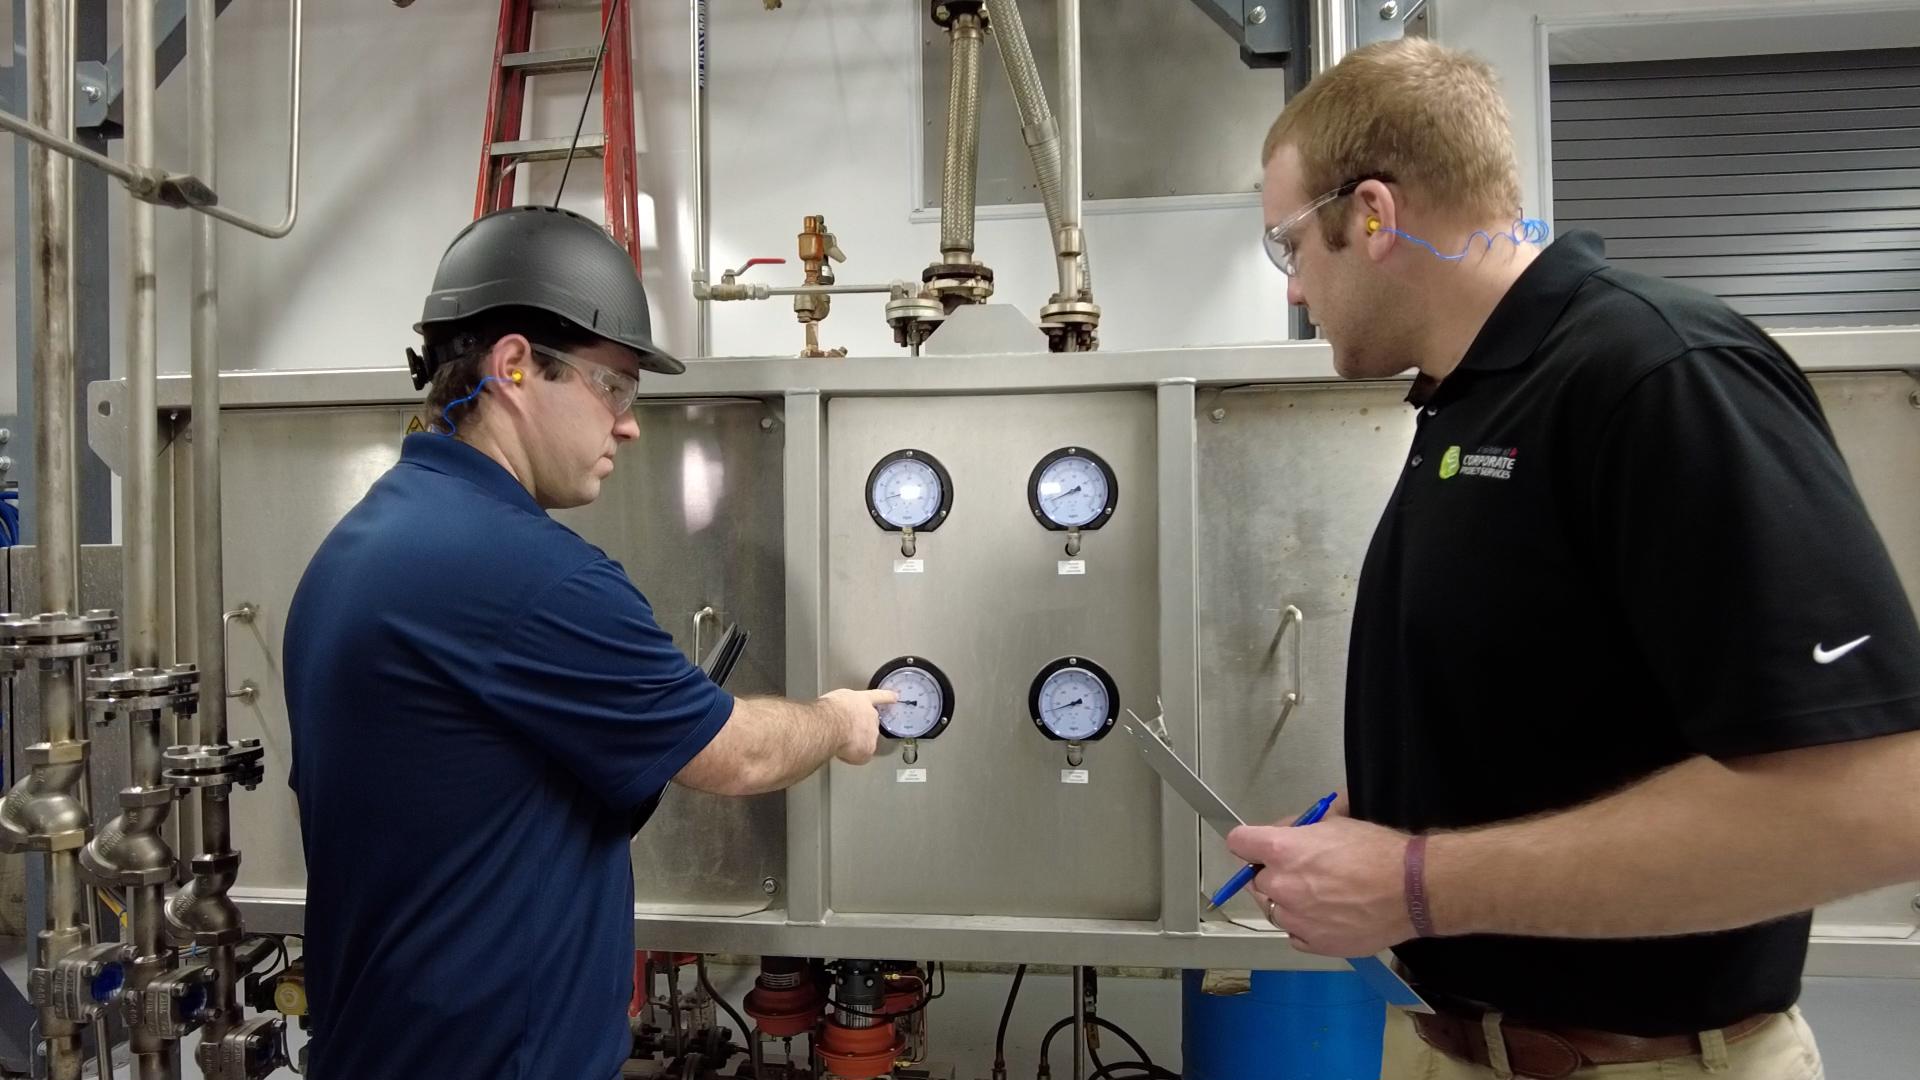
[88,664,202,722]
[0,610,120,667]
[163,739,266,790]
[885,294,947,350]
[214,1013,290,1079]
[139,963,213,1040]
[930,0,987,30]
[923,262,996,310]
[43,941,128,1025]
[1039,298,1102,325]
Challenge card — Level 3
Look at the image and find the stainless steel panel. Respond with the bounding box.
[1196,384,1417,926]
[918,0,1286,204]
[1196,375,1920,937]
[1808,371,1920,938]
[217,406,409,897]
[781,392,830,923]
[1155,382,1202,934]
[824,393,1161,920]
[555,400,788,915]
[212,402,788,915]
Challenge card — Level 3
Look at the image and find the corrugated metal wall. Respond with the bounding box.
[1550,47,1920,328]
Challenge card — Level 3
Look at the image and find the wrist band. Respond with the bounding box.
[1405,834,1437,938]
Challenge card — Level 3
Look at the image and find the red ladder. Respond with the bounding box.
[474,0,642,270]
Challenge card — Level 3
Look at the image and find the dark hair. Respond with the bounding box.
[421,308,601,434]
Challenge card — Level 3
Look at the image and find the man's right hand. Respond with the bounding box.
[821,688,892,765]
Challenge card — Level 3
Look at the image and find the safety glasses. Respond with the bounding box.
[531,344,641,417]
[1262,173,1392,276]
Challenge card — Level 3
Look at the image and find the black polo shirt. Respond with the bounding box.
[1346,231,1920,1035]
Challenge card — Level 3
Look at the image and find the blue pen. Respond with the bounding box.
[1207,791,1338,910]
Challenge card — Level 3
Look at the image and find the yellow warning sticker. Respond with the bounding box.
[404,415,426,436]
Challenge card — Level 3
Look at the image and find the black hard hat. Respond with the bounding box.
[406,205,682,389]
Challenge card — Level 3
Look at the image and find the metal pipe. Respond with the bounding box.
[190,0,224,793]
[1071,965,1086,1080]
[939,13,984,264]
[0,0,301,240]
[1314,0,1349,75]
[123,0,159,698]
[169,2,220,1070]
[988,0,1090,292]
[188,0,247,1051]
[0,103,141,185]
[1057,0,1085,302]
[764,283,896,297]
[689,0,712,357]
[197,0,301,239]
[25,2,86,1076]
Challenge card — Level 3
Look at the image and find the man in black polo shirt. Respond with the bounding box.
[1224,37,1920,1080]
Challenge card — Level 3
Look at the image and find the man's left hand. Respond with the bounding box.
[1225,815,1417,957]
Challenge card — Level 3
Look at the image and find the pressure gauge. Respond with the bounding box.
[865,449,952,533]
[1028,447,1117,532]
[869,656,955,742]
[1029,656,1119,743]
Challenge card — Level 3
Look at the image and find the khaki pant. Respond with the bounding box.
[1379,1006,1825,1080]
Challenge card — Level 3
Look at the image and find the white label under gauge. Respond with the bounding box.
[1060,769,1090,785]
[893,559,925,574]
[1057,560,1087,576]
[896,768,928,784]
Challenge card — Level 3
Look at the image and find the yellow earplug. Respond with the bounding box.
[1367,217,1381,235]
[509,369,524,384]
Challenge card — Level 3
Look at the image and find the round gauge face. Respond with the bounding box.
[866,450,951,531]
[1029,657,1119,742]
[869,657,954,741]
[1028,447,1117,531]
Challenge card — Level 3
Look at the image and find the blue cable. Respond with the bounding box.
[436,375,509,437]
[1379,218,1551,263]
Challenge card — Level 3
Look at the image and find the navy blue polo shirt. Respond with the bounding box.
[284,434,733,1080]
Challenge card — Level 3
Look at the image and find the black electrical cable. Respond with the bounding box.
[552,0,623,208]
[696,957,752,1050]
[1038,1015,1154,1071]
[992,964,1027,1074]
[1087,1063,1179,1080]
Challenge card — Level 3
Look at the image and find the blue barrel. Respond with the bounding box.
[1181,969,1384,1080]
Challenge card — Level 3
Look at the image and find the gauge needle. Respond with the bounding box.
[1061,698,1084,708]
[899,700,919,706]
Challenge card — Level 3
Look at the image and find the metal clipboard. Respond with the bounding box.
[1119,709,1433,1013]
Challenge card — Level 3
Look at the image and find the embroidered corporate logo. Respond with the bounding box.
[1440,444,1519,481]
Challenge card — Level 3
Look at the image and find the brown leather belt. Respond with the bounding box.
[1411,1009,1774,1079]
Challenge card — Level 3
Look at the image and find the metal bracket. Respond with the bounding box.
[74,62,112,132]
[223,605,257,704]
[86,378,130,479]
[211,1012,290,1080]
[138,963,213,1040]
[1275,605,1304,728]
[1186,0,1297,67]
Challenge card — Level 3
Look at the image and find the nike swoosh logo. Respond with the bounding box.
[1813,635,1872,664]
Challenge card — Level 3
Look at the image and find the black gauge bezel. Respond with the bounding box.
[865,448,954,533]
[1027,655,1119,742]
[869,655,955,741]
[1027,446,1118,532]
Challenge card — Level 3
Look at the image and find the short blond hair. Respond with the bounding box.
[1262,38,1521,238]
